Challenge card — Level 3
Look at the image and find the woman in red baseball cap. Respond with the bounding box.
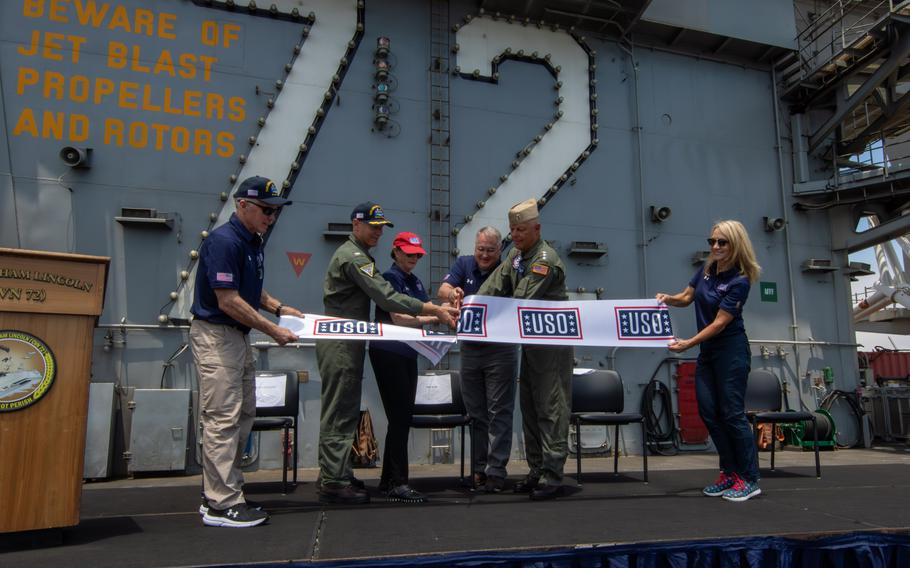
[369,231,439,503]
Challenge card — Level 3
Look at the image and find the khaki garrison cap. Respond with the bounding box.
[508,198,539,225]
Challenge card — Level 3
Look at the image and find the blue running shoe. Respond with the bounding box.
[702,472,737,497]
[722,477,761,502]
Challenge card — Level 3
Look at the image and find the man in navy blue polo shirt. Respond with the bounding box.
[438,226,518,493]
[190,175,304,527]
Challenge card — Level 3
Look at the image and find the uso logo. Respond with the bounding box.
[615,307,673,340]
[457,304,487,337]
[314,319,382,336]
[518,307,582,340]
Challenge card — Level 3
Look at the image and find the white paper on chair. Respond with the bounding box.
[255,373,286,408]
[415,373,453,405]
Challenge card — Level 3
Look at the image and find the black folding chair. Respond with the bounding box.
[410,370,475,487]
[572,369,648,484]
[251,370,300,494]
[746,369,821,479]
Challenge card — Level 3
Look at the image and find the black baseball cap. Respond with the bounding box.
[234,176,292,206]
[351,202,393,226]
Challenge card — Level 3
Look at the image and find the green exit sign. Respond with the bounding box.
[760,281,778,302]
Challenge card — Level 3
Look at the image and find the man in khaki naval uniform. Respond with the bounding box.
[477,198,573,500]
[317,202,459,505]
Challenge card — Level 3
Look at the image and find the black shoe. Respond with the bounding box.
[199,498,262,515]
[318,484,370,505]
[513,475,540,494]
[316,473,366,491]
[483,475,506,493]
[202,503,269,528]
[386,484,427,503]
[530,484,563,501]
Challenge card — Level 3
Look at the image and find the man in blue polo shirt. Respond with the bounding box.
[438,226,518,493]
[190,175,304,528]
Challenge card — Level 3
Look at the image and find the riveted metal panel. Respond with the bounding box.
[128,389,191,473]
[83,382,116,479]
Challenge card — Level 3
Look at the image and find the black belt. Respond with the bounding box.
[194,318,250,335]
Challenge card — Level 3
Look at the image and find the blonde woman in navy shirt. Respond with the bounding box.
[656,220,762,502]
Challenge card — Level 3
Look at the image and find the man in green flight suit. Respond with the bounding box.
[477,197,573,500]
[317,201,459,505]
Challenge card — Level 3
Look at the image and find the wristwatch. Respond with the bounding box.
[275,303,284,317]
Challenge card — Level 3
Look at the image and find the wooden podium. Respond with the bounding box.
[0,248,109,533]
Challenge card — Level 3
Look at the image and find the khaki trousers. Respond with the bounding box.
[190,320,256,509]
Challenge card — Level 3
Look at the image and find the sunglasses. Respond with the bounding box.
[706,238,729,247]
[247,201,280,217]
[403,252,423,259]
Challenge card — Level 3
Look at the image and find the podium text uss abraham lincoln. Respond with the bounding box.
[0,268,94,293]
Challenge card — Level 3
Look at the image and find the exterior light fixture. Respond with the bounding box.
[374,104,390,129]
[375,36,391,58]
[650,206,672,223]
[60,146,92,168]
[375,59,390,81]
[764,216,785,232]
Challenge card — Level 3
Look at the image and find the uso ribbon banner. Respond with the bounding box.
[457,295,673,348]
[278,296,674,359]
[278,314,456,364]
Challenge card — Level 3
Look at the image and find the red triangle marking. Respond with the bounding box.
[286,252,312,278]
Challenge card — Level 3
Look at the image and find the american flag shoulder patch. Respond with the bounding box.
[530,263,549,276]
[215,272,234,283]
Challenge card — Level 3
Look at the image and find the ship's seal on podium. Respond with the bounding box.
[0,330,57,412]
